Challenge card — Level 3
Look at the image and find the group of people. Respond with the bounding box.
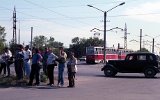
[0,45,78,88]
[0,47,12,77]
[0,45,32,79]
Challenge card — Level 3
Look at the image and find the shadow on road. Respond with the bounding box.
[0,84,63,89]
[94,74,160,79]
[114,75,160,79]
[23,85,62,89]
[77,63,96,65]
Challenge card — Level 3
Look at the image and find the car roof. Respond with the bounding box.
[127,52,155,56]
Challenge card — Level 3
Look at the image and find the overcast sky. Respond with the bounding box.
[1,0,160,53]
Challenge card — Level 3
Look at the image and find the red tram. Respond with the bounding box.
[86,46,134,64]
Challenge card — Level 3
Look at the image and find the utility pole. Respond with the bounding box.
[124,23,128,49]
[31,27,33,51]
[152,38,154,53]
[104,11,107,64]
[18,21,20,44]
[13,7,17,44]
[140,29,142,51]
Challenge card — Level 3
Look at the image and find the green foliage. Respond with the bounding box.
[69,37,104,58]
[136,48,150,53]
[9,42,19,55]
[0,75,28,86]
[0,26,6,53]
[32,36,63,50]
[40,72,48,82]
[33,35,48,48]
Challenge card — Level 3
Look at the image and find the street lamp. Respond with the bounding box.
[87,2,125,64]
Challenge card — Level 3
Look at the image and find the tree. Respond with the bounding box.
[72,37,80,44]
[0,26,6,53]
[47,37,55,48]
[33,35,47,48]
[69,37,104,58]
[47,37,63,48]
[137,48,150,52]
[32,35,63,54]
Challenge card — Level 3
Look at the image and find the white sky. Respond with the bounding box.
[0,0,160,53]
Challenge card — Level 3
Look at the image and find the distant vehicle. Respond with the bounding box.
[101,52,160,78]
[79,56,86,61]
[86,46,134,64]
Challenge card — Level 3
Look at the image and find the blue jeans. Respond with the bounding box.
[58,63,65,85]
[24,61,31,77]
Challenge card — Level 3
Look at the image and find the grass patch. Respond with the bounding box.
[0,75,28,86]
[0,72,49,87]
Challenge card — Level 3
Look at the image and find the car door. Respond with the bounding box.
[133,54,147,72]
[119,54,137,72]
[125,54,138,72]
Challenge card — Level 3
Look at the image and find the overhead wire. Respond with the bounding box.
[1,0,159,31]
[0,6,81,29]
[23,0,93,26]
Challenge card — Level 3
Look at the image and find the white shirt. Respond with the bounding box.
[1,50,12,63]
[24,49,32,62]
[7,50,12,58]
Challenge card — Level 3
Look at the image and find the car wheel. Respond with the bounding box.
[104,67,117,77]
[144,68,156,78]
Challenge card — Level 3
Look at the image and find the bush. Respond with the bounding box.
[40,72,48,82]
[0,75,29,86]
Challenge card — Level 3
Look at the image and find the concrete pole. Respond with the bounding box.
[31,27,33,51]
[103,11,107,64]
[140,29,142,51]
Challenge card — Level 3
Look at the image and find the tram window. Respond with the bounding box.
[97,48,102,54]
[86,48,94,54]
[95,48,98,54]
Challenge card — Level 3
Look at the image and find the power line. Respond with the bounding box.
[0,6,82,29]
[15,1,123,9]
[23,0,92,26]
[1,12,160,21]
[109,12,160,17]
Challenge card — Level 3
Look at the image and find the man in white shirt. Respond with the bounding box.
[24,45,31,78]
[4,47,12,77]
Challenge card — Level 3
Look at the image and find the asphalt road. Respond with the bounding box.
[0,61,160,100]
